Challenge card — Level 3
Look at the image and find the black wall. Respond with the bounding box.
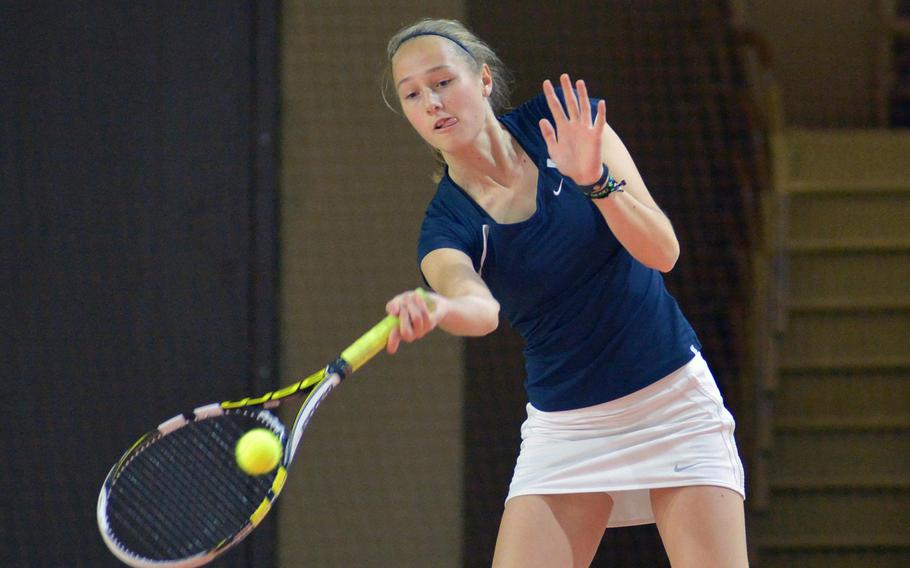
[1,3,279,566]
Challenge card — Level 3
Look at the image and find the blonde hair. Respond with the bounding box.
[381,19,514,181]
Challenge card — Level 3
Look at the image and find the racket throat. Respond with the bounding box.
[326,357,352,381]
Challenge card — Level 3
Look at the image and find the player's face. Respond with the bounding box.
[392,36,491,153]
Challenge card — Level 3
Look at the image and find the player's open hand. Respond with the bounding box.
[385,289,441,354]
[539,73,607,186]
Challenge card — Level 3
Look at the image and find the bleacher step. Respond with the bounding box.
[779,357,910,373]
[785,179,910,193]
[771,477,910,492]
[789,251,910,302]
[787,191,910,241]
[783,129,910,181]
[757,542,910,568]
[779,311,910,365]
[788,297,910,311]
[754,492,910,542]
[786,238,910,252]
[775,417,910,432]
[769,428,910,482]
[775,369,910,422]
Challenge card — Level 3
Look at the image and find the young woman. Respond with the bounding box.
[381,18,748,568]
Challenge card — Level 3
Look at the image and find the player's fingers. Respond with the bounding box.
[397,302,415,341]
[577,79,592,125]
[594,99,606,130]
[412,293,433,333]
[386,293,404,316]
[387,327,401,354]
[560,73,579,120]
[403,295,430,340]
[542,79,567,126]
[539,118,557,152]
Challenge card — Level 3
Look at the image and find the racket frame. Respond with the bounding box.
[97,301,420,567]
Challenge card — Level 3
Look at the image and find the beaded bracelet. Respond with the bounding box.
[577,164,627,199]
[587,175,626,199]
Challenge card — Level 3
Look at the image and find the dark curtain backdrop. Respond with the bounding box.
[0,3,279,566]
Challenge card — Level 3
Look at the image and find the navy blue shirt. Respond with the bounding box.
[418,91,700,411]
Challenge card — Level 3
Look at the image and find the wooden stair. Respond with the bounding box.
[750,128,910,567]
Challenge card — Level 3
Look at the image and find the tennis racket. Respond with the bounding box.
[97,290,432,567]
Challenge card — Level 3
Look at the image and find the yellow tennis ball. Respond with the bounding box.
[235,428,282,476]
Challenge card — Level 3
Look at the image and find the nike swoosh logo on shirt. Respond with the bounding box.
[674,463,702,472]
[553,179,563,196]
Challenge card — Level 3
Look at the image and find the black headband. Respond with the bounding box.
[395,31,475,60]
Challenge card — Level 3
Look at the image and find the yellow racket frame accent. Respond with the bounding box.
[221,288,432,408]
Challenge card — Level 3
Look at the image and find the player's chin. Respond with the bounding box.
[423,129,467,152]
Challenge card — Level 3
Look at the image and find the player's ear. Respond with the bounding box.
[480,63,493,97]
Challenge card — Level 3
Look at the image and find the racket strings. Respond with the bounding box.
[111,430,235,559]
[134,437,236,553]
[105,413,279,561]
[111,416,272,558]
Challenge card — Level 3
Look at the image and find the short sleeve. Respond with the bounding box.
[417,192,482,281]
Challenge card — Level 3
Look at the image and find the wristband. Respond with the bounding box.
[576,165,611,196]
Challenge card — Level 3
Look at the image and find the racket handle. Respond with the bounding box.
[341,288,434,373]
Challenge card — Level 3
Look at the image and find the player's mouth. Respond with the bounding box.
[434,117,458,131]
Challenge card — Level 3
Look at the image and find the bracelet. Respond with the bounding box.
[576,165,611,196]
[587,175,626,199]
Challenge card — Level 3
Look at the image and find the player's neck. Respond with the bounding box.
[444,118,525,193]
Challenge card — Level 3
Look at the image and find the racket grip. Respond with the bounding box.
[341,288,434,373]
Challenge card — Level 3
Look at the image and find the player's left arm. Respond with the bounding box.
[593,124,680,273]
[539,74,679,272]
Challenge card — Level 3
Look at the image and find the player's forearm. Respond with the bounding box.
[593,191,680,272]
[437,293,500,337]
[421,249,501,337]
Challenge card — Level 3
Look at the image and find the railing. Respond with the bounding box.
[730,26,788,512]
[877,0,910,125]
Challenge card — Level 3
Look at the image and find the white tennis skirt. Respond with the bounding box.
[506,352,745,528]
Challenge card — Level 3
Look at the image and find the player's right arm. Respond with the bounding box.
[386,247,500,354]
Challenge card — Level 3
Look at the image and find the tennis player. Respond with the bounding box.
[381,18,748,568]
